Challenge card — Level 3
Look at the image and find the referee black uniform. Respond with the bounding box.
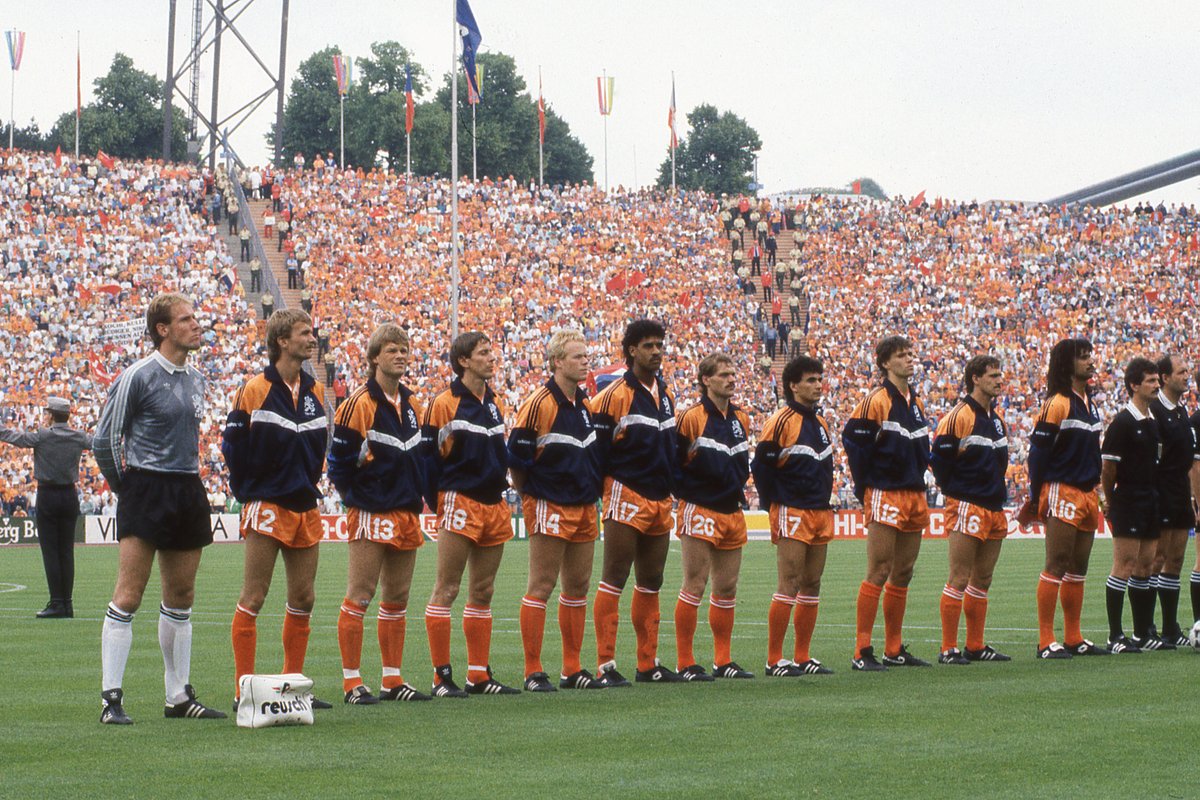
[0,397,92,618]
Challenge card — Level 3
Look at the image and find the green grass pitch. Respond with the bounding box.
[2,537,1195,799]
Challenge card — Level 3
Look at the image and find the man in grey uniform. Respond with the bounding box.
[93,293,225,725]
[0,396,92,618]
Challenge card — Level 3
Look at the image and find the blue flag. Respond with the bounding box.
[456,0,483,100]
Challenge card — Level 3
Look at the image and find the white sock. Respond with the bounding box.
[159,604,193,704]
[101,603,134,693]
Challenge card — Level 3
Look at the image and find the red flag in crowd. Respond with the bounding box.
[53,146,62,168]
[908,190,925,209]
[852,180,861,195]
[96,150,114,170]
[88,351,112,387]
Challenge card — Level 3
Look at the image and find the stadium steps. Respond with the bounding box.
[217,212,268,320]
[732,217,810,379]
[244,197,338,413]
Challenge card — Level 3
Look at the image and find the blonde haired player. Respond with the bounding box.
[328,324,431,703]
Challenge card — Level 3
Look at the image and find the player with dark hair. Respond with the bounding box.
[421,332,519,696]
[328,323,430,704]
[1019,338,1107,659]
[1147,354,1200,647]
[1101,358,1164,652]
[752,354,836,676]
[671,353,753,681]
[589,319,680,685]
[842,335,933,671]
[94,293,225,724]
[509,329,605,692]
[225,309,331,704]
[930,355,1011,665]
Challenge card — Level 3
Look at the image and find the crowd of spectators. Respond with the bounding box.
[0,149,259,515]
[3,146,1198,516]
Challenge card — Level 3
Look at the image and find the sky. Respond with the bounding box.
[6,1,1200,205]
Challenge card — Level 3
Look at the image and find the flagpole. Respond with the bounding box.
[670,71,676,193]
[537,66,543,187]
[450,0,460,341]
[7,31,14,151]
[406,129,410,177]
[339,91,345,169]
[75,31,81,160]
[471,101,476,182]
[602,69,609,192]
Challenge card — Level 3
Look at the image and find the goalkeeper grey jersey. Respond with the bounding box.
[94,350,205,490]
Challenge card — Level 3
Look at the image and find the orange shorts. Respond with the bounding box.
[346,507,423,551]
[675,501,747,550]
[1038,482,1100,534]
[240,500,322,549]
[601,478,673,536]
[864,488,929,534]
[944,498,1008,541]
[769,504,834,545]
[438,491,513,547]
[522,496,599,543]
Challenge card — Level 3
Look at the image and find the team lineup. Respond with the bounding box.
[93,293,1200,724]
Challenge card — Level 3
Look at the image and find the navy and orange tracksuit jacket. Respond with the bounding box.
[673,395,750,514]
[751,400,834,510]
[841,381,930,500]
[587,370,676,501]
[328,377,426,513]
[421,378,508,508]
[1027,390,1102,502]
[222,364,327,511]
[930,395,1009,511]
[507,379,602,506]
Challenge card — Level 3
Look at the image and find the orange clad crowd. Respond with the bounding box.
[2,146,1198,515]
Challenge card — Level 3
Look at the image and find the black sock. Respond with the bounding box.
[1190,571,1200,624]
[1128,575,1154,640]
[1105,575,1128,639]
[1157,572,1181,636]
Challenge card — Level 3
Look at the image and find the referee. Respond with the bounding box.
[0,396,92,618]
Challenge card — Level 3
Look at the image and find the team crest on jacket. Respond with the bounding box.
[191,392,204,418]
[407,408,418,428]
[731,418,745,439]
[993,418,1004,435]
[489,403,501,422]
[662,395,672,414]
[304,395,318,417]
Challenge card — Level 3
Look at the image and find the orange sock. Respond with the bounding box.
[377,603,407,689]
[1061,573,1085,644]
[674,591,701,670]
[1036,572,1061,648]
[557,595,587,676]
[630,586,661,671]
[231,604,258,696]
[282,604,311,674]
[520,595,547,677]
[793,595,819,663]
[882,582,908,657]
[463,604,492,684]
[709,595,736,666]
[767,593,796,665]
[337,597,367,693]
[593,582,622,668]
[940,585,964,652]
[963,586,988,652]
[425,603,452,672]
[855,581,883,658]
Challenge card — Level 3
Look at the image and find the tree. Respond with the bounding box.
[353,41,430,171]
[273,46,342,166]
[48,53,188,160]
[656,104,761,195]
[850,177,888,201]
[417,52,592,183]
[2,119,52,151]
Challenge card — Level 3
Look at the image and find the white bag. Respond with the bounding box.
[236,673,315,728]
